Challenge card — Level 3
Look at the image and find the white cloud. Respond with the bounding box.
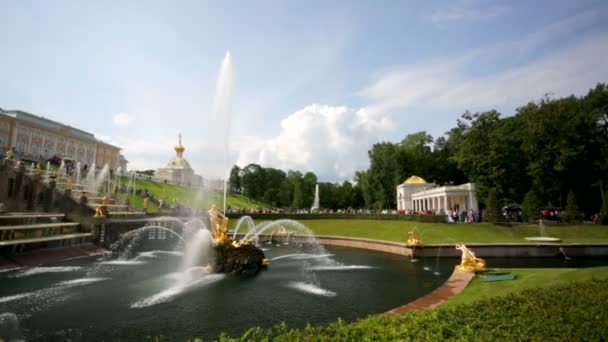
[236,104,393,181]
[362,29,608,116]
[430,0,507,27]
[113,113,132,126]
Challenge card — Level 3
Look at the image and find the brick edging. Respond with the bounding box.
[385,270,475,315]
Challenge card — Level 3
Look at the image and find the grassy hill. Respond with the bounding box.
[115,177,269,212]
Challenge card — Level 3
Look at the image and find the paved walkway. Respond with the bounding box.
[385,270,475,315]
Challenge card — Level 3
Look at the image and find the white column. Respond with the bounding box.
[470,191,478,211]
[27,128,33,154]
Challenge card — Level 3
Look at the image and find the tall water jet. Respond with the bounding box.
[177,229,213,285]
[115,166,122,192]
[93,164,110,194]
[311,184,320,211]
[85,162,96,191]
[76,161,81,185]
[58,160,65,178]
[211,52,234,212]
[45,161,51,183]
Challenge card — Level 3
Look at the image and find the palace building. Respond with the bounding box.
[397,176,479,212]
[155,134,201,186]
[0,108,124,171]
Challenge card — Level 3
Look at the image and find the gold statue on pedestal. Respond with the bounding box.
[455,244,486,272]
[208,205,229,241]
[93,204,105,218]
[65,179,73,191]
[5,149,13,160]
[407,229,422,246]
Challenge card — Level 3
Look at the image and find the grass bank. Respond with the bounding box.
[443,266,608,307]
[116,178,269,210]
[294,219,608,243]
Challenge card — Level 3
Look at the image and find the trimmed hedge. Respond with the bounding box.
[211,279,608,341]
[226,213,448,223]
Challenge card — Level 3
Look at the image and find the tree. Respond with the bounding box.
[366,142,403,208]
[483,188,502,223]
[291,179,303,209]
[522,189,542,222]
[301,172,318,208]
[600,190,608,225]
[228,165,241,193]
[564,190,580,222]
[451,111,528,203]
[240,164,265,200]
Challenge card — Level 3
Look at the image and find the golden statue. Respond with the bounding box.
[275,226,288,235]
[102,195,109,205]
[143,197,149,213]
[93,204,105,218]
[65,179,73,191]
[5,149,13,160]
[35,163,42,176]
[455,244,486,272]
[407,229,422,246]
[208,205,229,241]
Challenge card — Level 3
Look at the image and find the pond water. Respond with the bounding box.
[0,245,455,341]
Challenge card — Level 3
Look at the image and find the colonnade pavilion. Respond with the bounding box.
[396,176,479,212]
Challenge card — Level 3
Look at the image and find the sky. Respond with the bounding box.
[1,0,607,181]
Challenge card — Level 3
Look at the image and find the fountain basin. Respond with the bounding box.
[0,245,452,340]
[525,237,562,242]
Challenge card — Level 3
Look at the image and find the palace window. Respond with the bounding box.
[0,134,8,147]
[0,122,9,130]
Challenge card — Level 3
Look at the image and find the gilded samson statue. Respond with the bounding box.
[208,205,229,241]
[455,244,486,272]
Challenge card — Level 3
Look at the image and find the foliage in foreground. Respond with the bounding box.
[213,279,608,341]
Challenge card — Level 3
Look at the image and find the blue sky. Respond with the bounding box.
[1,0,607,181]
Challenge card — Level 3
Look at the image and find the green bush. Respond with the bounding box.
[600,190,608,225]
[226,213,448,223]
[565,190,581,222]
[483,188,502,223]
[522,189,541,222]
[213,279,608,341]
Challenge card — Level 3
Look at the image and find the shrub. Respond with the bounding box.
[483,188,502,223]
[522,189,542,222]
[600,190,608,225]
[564,190,580,222]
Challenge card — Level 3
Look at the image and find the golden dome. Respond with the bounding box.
[174,134,185,156]
[404,175,427,184]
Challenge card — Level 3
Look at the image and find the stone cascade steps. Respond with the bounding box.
[0,222,80,231]
[0,212,93,252]
[48,174,147,217]
[0,213,66,225]
[0,232,94,247]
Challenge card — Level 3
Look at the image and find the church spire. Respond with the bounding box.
[174,133,185,158]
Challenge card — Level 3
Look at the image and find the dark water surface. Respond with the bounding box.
[0,245,456,341]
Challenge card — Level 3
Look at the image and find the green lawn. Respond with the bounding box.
[114,177,269,210]
[443,266,608,308]
[294,219,608,243]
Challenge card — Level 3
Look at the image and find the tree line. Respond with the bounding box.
[229,84,608,221]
